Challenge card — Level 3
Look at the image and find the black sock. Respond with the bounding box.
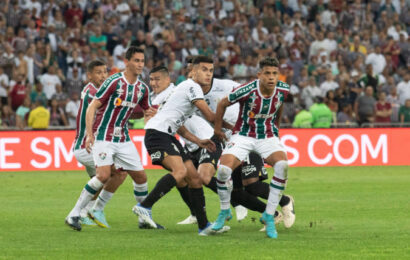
[141,173,176,208]
[189,187,208,230]
[177,185,195,216]
[205,177,217,193]
[279,194,290,207]
[244,181,270,200]
[231,189,266,213]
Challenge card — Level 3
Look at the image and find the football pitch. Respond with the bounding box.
[1,166,409,259]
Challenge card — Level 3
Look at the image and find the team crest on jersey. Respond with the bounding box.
[227,142,235,149]
[99,152,107,160]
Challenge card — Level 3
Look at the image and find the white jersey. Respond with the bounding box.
[151,83,176,106]
[145,79,204,135]
[182,115,214,152]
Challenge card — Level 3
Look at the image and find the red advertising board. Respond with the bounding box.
[0,128,409,172]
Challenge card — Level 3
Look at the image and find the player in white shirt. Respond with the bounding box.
[133,57,230,235]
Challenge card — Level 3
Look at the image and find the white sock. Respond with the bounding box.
[68,177,103,217]
[266,161,288,215]
[93,189,114,211]
[216,165,233,210]
[80,200,95,218]
[133,182,148,203]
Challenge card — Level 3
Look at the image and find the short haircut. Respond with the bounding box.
[87,60,106,72]
[150,65,169,75]
[259,57,279,69]
[125,46,145,60]
[192,55,213,65]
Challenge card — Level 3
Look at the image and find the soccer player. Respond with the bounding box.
[65,47,151,231]
[133,56,230,235]
[212,57,290,238]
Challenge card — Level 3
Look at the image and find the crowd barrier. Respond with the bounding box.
[0,128,409,172]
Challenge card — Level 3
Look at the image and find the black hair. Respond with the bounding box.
[192,55,213,65]
[150,65,169,75]
[259,57,279,69]
[125,46,145,60]
[87,60,106,72]
[186,55,195,64]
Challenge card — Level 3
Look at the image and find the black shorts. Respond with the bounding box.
[144,129,190,167]
[198,135,224,169]
[184,146,201,169]
[232,152,268,189]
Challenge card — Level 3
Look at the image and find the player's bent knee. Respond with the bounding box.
[274,160,288,179]
[217,165,232,182]
[172,167,187,183]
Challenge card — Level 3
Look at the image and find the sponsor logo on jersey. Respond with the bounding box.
[114,97,122,106]
[114,98,137,108]
[171,143,179,152]
[151,151,162,160]
[99,152,107,160]
[248,111,275,119]
[242,165,257,176]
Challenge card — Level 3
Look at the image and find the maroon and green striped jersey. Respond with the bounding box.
[73,82,98,150]
[228,79,289,139]
[93,72,151,142]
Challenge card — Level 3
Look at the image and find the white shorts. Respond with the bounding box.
[222,134,286,162]
[74,148,96,177]
[92,141,144,171]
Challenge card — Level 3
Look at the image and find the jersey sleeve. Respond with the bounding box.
[188,84,204,103]
[95,78,117,104]
[228,86,249,103]
[139,84,151,110]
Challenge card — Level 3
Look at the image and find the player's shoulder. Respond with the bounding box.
[212,78,240,90]
[138,78,150,91]
[101,72,122,88]
[178,78,200,88]
[276,80,290,92]
[232,79,258,93]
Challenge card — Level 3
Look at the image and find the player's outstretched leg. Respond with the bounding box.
[176,179,197,225]
[212,164,234,231]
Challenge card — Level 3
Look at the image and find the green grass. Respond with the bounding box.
[1,167,410,259]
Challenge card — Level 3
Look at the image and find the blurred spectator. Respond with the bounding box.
[325,90,338,123]
[375,92,392,123]
[66,50,84,79]
[8,74,28,111]
[1,104,15,128]
[40,66,61,100]
[386,86,400,122]
[337,103,356,124]
[89,26,107,52]
[320,71,339,97]
[355,86,377,125]
[113,39,128,70]
[65,92,80,128]
[65,68,83,98]
[14,51,28,80]
[1,43,15,77]
[310,97,333,128]
[0,67,9,105]
[399,99,410,124]
[358,64,380,95]
[301,76,321,109]
[30,80,47,107]
[15,97,31,129]
[48,98,68,127]
[51,84,68,108]
[292,103,313,128]
[365,45,386,75]
[397,73,410,106]
[28,97,49,129]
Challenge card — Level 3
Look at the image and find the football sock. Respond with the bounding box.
[177,185,195,216]
[189,187,208,230]
[279,194,290,207]
[231,189,266,213]
[244,181,270,200]
[141,173,176,208]
[205,177,217,193]
[133,182,148,203]
[93,189,114,211]
[80,200,95,218]
[69,176,103,217]
[266,161,288,215]
[216,165,233,210]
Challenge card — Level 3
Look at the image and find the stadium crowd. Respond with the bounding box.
[0,0,409,129]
